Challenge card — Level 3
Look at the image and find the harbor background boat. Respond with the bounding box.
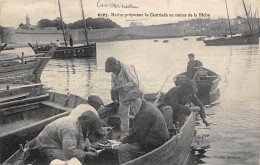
[1,36,259,164]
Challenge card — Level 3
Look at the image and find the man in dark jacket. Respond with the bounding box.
[118,90,169,164]
[159,79,209,128]
[187,53,203,79]
[69,36,73,46]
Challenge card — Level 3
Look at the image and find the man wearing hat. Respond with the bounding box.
[187,53,203,79]
[105,57,140,133]
[118,90,169,164]
[69,36,73,46]
[36,111,103,163]
[159,79,209,128]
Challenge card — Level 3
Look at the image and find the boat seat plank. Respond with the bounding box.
[0,92,30,103]
[40,101,73,112]
[0,94,49,109]
[0,102,40,116]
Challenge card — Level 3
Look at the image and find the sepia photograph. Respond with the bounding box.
[0,0,259,164]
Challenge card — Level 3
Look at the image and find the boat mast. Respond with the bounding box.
[57,0,67,47]
[224,0,233,37]
[250,4,253,30]
[80,0,90,45]
[242,0,253,34]
[257,9,260,33]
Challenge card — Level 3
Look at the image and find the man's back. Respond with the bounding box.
[36,116,83,149]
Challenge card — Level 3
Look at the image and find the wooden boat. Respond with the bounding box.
[0,46,56,85]
[0,89,90,163]
[3,93,196,165]
[203,33,259,46]
[0,44,7,52]
[28,0,96,59]
[203,0,259,46]
[28,43,96,58]
[174,67,220,105]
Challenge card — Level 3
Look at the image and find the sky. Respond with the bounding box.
[0,0,259,27]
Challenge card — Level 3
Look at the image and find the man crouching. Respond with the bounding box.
[118,90,169,164]
[36,111,103,163]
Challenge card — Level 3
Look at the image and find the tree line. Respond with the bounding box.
[34,18,120,29]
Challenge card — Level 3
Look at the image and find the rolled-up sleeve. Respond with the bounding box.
[62,129,87,162]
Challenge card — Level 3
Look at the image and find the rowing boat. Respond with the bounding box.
[174,67,220,105]
[3,92,196,165]
[0,46,56,85]
[0,89,89,163]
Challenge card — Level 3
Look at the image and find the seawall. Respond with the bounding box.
[0,24,184,46]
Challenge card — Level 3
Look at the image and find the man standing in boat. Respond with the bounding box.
[187,53,203,79]
[118,90,169,164]
[36,111,103,163]
[69,36,73,46]
[105,57,140,133]
[158,79,209,129]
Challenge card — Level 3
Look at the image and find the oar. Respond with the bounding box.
[154,75,170,106]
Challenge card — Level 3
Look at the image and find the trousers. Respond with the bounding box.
[118,143,146,164]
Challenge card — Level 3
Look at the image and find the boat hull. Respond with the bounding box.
[203,34,259,46]
[124,112,195,165]
[0,46,56,84]
[0,91,88,163]
[29,43,96,58]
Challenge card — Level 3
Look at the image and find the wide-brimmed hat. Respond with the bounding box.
[105,57,117,72]
[122,89,143,103]
[181,79,198,94]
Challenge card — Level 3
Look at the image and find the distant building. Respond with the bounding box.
[129,22,144,27]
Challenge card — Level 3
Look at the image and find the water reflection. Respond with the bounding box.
[42,58,97,99]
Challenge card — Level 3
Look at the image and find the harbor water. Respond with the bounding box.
[2,37,260,165]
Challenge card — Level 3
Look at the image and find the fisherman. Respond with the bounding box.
[55,40,61,47]
[187,53,203,79]
[118,90,169,164]
[158,79,209,130]
[69,95,104,117]
[105,57,140,133]
[36,111,103,163]
[69,36,73,46]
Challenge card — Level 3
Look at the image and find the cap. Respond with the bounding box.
[105,57,117,72]
[188,53,194,57]
[88,95,104,106]
[181,79,198,94]
[122,89,143,103]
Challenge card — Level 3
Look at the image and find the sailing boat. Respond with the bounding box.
[28,0,96,58]
[203,0,259,46]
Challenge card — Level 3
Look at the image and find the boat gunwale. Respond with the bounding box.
[123,111,195,165]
